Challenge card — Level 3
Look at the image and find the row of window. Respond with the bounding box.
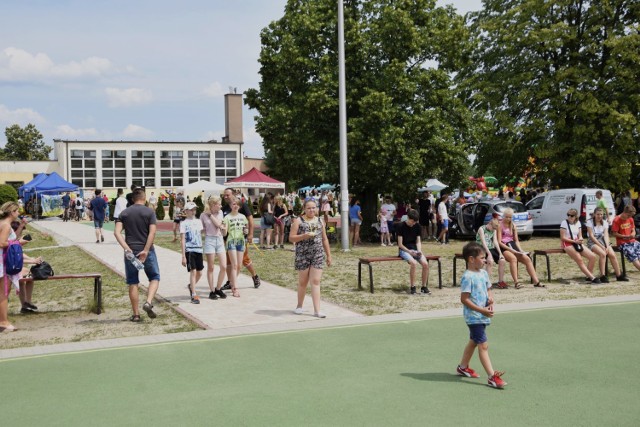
[69,149,237,188]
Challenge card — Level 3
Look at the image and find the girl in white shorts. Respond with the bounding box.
[201,196,227,300]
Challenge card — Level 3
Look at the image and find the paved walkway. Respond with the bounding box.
[3,217,639,361]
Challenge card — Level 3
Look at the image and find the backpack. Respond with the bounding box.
[76,199,82,207]
[3,240,23,275]
[30,261,54,280]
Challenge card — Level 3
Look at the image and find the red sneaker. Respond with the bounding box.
[488,371,507,389]
[456,365,479,378]
[495,281,509,289]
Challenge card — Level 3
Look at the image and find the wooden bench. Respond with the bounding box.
[358,256,442,293]
[452,253,466,287]
[18,273,103,314]
[533,247,627,282]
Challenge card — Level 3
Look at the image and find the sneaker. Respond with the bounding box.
[600,275,609,283]
[96,240,100,244]
[142,302,157,318]
[590,277,602,284]
[496,281,509,289]
[25,302,38,310]
[191,296,200,304]
[221,281,231,290]
[410,286,417,295]
[20,307,36,314]
[253,275,261,288]
[381,243,386,247]
[617,275,630,282]
[314,312,327,318]
[280,244,284,249]
[214,288,227,299]
[488,372,507,389]
[293,307,304,315]
[209,291,219,300]
[420,286,431,295]
[457,365,479,378]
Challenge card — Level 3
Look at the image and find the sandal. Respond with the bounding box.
[534,282,546,288]
[129,314,141,322]
[0,324,17,332]
[232,288,240,298]
[514,282,523,289]
[495,281,509,289]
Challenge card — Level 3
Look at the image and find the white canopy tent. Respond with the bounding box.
[178,180,226,199]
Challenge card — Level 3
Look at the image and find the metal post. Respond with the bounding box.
[338,0,350,251]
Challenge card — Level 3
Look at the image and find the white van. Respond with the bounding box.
[525,189,615,233]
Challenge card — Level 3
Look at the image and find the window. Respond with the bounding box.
[101,150,127,188]
[132,150,156,187]
[160,150,183,187]
[187,151,211,183]
[214,151,237,184]
[70,150,97,188]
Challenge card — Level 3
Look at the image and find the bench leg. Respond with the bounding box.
[437,259,442,289]
[620,252,626,276]
[368,264,374,294]
[545,254,551,282]
[94,277,102,315]
[453,257,457,287]
[358,262,363,290]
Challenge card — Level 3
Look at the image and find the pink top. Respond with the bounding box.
[500,221,515,243]
[201,211,224,237]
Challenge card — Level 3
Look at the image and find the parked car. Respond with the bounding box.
[450,200,533,240]
[525,188,615,233]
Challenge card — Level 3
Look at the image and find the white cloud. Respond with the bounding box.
[122,124,153,139]
[55,124,100,139]
[105,87,153,108]
[243,125,264,158]
[0,47,114,82]
[0,104,46,126]
[202,82,225,98]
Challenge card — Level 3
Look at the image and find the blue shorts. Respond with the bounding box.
[94,219,104,229]
[442,219,449,229]
[204,236,225,254]
[227,239,246,252]
[468,323,488,344]
[398,249,424,263]
[124,249,161,285]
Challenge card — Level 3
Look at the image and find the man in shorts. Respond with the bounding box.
[222,188,261,289]
[90,189,107,243]
[114,188,160,321]
[611,205,640,272]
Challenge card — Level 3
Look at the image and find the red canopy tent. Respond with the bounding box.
[224,167,285,190]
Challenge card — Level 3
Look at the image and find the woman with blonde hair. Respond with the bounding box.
[587,207,628,282]
[561,208,600,284]
[0,202,24,331]
[201,195,228,300]
[497,208,543,288]
[273,195,288,249]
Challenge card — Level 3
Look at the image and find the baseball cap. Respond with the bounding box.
[184,202,197,210]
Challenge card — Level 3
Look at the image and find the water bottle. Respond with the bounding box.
[125,251,145,271]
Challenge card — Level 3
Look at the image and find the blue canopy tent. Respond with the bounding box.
[317,183,336,191]
[24,172,79,218]
[18,173,49,199]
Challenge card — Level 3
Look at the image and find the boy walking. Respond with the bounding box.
[181,202,205,304]
[456,242,507,389]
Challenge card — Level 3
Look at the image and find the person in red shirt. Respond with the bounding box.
[611,205,640,272]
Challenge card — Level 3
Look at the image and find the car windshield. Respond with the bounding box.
[494,202,526,213]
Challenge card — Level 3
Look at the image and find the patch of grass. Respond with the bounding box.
[1,234,200,350]
[152,236,640,316]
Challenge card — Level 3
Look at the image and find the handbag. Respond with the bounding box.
[263,212,275,226]
[567,223,584,252]
[30,261,54,280]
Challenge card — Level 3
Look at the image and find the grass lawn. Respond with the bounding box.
[1,301,638,426]
[152,230,640,315]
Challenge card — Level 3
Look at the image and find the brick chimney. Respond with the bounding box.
[224,93,243,143]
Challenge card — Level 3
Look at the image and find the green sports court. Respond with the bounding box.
[1,301,638,426]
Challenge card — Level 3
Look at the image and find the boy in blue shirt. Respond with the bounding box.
[456,242,507,389]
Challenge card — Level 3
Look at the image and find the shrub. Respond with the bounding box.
[0,184,18,206]
[194,195,204,218]
[155,200,165,220]
[293,196,302,216]
[168,195,175,219]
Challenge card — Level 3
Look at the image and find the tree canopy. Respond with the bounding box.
[246,0,474,205]
[461,0,640,191]
[3,123,52,161]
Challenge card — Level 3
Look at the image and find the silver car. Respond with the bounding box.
[450,200,534,240]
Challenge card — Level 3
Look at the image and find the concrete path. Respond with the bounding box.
[29,218,362,330]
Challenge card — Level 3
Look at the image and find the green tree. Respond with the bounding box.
[461,0,640,191]
[3,124,52,160]
[245,0,474,221]
[0,184,18,206]
[155,200,166,220]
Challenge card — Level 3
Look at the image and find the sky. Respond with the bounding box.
[0,0,482,159]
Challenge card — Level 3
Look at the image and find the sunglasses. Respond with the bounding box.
[567,214,576,217]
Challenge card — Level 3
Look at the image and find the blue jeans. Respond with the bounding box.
[124,249,161,285]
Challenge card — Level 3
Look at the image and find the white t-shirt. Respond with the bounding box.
[149,195,158,205]
[114,196,128,219]
[586,218,608,240]
[438,201,448,219]
[381,203,396,221]
[75,197,83,210]
[180,217,204,253]
[560,220,582,240]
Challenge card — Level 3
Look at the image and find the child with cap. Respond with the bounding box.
[181,201,204,304]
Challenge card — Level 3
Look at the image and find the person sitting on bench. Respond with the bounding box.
[611,205,640,273]
[397,209,430,295]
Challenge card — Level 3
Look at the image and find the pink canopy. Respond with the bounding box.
[224,167,285,189]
